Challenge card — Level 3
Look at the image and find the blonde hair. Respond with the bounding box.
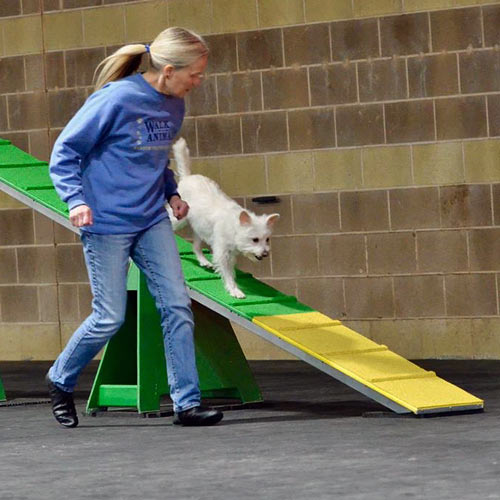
[93,27,208,90]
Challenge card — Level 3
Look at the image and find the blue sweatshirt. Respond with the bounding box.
[49,73,184,234]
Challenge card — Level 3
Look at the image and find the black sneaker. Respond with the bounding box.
[45,374,79,428]
[173,405,223,426]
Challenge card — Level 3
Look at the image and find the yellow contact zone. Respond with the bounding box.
[252,312,484,413]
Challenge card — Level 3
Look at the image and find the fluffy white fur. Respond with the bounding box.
[169,138,279,298]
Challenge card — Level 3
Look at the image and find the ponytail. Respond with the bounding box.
[93,27,208,91]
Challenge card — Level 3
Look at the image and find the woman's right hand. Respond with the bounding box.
[69,205,93,227]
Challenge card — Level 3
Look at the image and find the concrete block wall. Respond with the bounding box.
[0,0,499,360]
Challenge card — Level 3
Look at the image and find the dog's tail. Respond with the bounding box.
[172,137,192,179]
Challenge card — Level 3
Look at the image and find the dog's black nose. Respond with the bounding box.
[261,251,269,258]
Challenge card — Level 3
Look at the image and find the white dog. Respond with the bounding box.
[169,138,279,299]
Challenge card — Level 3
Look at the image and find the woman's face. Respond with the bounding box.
[163,55,208,98]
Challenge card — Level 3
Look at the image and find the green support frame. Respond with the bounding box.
[86,263,262,414]
[0,378,5,402]
[0,138,262,412]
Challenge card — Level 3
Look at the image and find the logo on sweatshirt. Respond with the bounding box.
[134,118,177,150]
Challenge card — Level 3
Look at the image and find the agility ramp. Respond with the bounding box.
[0,139,484,415]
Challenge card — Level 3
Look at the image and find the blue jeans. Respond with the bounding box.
[48,218,201,412]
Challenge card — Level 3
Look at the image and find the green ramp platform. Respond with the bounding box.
[0,139,484,415]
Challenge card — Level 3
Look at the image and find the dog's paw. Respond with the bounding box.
[200,260,214,269]
[229,288,246,299]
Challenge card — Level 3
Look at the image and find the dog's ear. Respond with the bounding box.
[266,213,280,227]
[239,210,252,226]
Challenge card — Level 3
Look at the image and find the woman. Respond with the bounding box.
[47,27,222,428]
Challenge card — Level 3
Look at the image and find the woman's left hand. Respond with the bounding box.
[169,195,189,220]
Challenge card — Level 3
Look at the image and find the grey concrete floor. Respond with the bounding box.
[0,359,499,500]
